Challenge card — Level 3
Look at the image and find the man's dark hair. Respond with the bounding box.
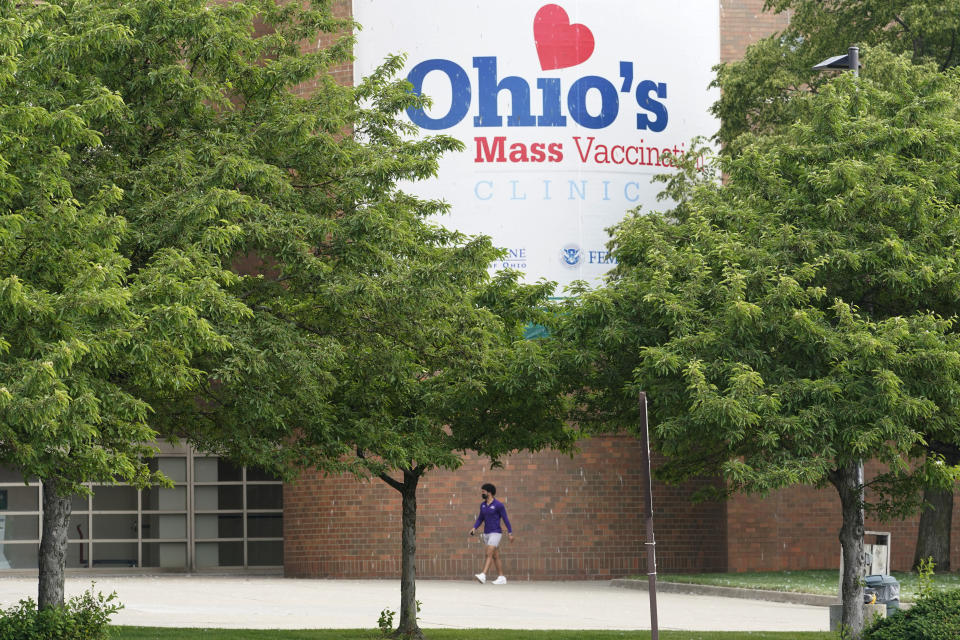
[481,483,496,495]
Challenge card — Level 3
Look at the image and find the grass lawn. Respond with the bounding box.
[642,570,960,601]
[111,629,832,640]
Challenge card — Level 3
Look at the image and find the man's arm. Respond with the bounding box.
[470,507,483,534]
[499,503,514,541]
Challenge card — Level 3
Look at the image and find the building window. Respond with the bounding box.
[0,467,40,569]
[0,443,283,572]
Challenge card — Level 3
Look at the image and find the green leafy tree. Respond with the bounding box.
[0,0,241,608]
[555,49,960,638]
[713,0,960,573]
[344,266,574,640]
[14,2,576,638]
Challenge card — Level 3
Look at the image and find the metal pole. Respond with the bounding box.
[849,42,864,579]
[849,44,869,617]
[639,391,659,640]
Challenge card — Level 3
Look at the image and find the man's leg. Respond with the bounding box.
[491,547,508,584]
[482,545,496,575]
[492,547,504,577]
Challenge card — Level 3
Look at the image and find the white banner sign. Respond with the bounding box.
[354,1,720,289]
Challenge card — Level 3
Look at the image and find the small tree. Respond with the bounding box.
[555,48,960,638]
[188,58,576,636]
[347,269,575,639]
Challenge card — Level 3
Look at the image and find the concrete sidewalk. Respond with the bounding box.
[0,576,830,632]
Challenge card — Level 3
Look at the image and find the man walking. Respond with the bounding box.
[469,482,514,584]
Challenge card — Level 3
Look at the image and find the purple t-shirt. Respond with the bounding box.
[473,498,512,534]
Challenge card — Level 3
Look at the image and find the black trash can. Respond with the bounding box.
[865,574,900,614]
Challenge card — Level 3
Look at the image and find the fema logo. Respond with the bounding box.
[560,243,581,268]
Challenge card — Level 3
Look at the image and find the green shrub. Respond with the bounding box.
[863,589,960,640]
[0,586,122,640]
[917,556,937,600]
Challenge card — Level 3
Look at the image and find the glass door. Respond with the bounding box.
[193,457,283,569]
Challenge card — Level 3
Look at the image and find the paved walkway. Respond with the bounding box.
[0,576,830,631]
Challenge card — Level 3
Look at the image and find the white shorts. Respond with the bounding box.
[481,533,502,547]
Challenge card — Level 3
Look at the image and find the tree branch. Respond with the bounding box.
[292,180,336,190]
[356,448,405,492]
[250,304,334,339]
[942,30,957,71]
[378,472,405,492]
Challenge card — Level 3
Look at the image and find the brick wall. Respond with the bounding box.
[295,0,352,91]
[284,435,727,579]
[720,0,790,63]
[727,462,960,573]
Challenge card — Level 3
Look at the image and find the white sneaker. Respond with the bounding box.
[492,576,507,585]
[474,573,486,584]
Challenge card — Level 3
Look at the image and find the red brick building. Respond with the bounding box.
[281,0,960,581]
[285,440,960,579]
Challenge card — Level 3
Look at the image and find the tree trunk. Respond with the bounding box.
[912,445,959,573]
[831,461,865,639]
[396,469,423,640]
[913,483,953,572]
[39,478,72,610]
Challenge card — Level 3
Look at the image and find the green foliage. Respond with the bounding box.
[378,601,421,636]
[9,0,578,479]
[712,0,960,149]
[377,608,395,636]
[863,589,960,639]
[916,557,936,599]
[0,0,579,488]
[0,0,243,496]
[0,0,577,502]
[556,47,960,502]
[712,0,960,580]
[0,587,121,640]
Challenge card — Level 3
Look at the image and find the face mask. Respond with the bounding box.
[481,493,488,500]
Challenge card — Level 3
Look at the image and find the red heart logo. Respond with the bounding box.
[534,4,595,71]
